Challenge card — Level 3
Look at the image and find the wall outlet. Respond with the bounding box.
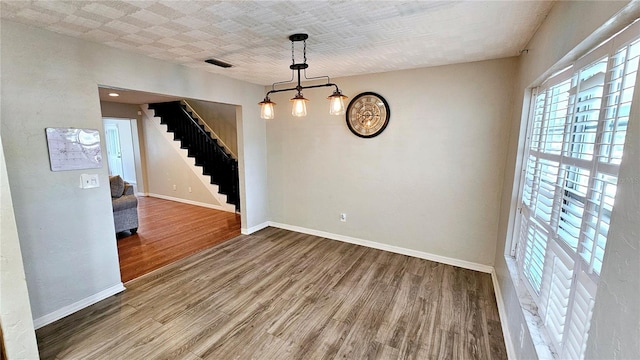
[340,213,347,222]
[519,324,525,348]
[188,186,192,193]
[172,184,177,191]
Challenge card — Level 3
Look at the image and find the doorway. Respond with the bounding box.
[99,87,243,282]
[103,118,137,192]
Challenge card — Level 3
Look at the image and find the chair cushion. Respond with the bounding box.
[109,175,125,198]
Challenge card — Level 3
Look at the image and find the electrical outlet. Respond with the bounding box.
[188,186,192,193]
[519,324,525,348]
[173,184,177,191]
[340,213,347,222]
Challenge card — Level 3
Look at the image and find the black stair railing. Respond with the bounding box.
[148,101,240,211]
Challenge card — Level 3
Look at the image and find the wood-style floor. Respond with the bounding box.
[117,196,241,282]
[38,227,507,360]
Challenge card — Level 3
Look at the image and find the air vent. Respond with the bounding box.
[205,58,233,68]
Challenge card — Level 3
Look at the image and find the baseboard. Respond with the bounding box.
[268,222,493,274]
[33,283,126,329]
[492,269,516,359]
[147,193,236,213]
[241,221,270,235]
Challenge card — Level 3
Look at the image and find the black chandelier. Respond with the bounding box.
[259,33,347,119]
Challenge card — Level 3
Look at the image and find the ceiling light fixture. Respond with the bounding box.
[259,33,347,119]
[108,92,120,97]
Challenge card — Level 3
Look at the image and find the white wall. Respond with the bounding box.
[267,58,517,267]
[493,1,640,358]
[0,20,267,327]
[0,137,40,360]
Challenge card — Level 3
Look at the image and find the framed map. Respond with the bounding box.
[45,128,103,171]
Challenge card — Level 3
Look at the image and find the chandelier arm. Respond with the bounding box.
[270,70,296,92]
[303,69,331,84]
[265,87,298,97]
[300,83,336,91]
[265,82,339,97]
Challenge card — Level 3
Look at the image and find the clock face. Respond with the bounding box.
[346,92,390,138]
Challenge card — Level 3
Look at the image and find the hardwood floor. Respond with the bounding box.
[38,227,507,360]
[117,196,241,282]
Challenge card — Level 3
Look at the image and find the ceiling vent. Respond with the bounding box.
[205,58,233,68]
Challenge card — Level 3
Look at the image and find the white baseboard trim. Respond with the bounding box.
[147,193,236,213]
[33,282,126,329]
[268,222,493,274]
[492,269,516,360]
[241,221,270,235]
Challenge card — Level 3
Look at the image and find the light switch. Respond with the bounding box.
[80,174,100,189]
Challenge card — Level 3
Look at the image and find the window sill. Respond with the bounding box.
[504,256,557,359]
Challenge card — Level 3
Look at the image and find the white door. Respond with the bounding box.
[104,123,124,177]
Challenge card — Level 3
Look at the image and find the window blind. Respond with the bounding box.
[514,21,639,359]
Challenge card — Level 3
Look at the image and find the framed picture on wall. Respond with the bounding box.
[45,127,103,171]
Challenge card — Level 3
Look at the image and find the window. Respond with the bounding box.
[513,21,639,359]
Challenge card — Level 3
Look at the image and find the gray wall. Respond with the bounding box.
[0,20,267,324]
[267,57,517,267]
[493,1,640,358]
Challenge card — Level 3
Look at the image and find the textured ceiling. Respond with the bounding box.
[1,1,554,86]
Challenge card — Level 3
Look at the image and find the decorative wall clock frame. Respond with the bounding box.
[346,92,390,138]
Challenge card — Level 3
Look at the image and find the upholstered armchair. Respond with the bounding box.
[109,175,139,234]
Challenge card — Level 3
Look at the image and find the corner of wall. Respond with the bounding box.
[0,137,40,359]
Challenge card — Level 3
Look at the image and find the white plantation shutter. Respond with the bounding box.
[558,165,589,250]
[514,21,640,359]
[580,173,617,274]
[519,216,548,293]
[563,270,597,359]
[541,242,574,347]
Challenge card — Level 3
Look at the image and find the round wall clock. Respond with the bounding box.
[346,92,390,138]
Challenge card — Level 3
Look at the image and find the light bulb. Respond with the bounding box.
[328,90,347,115]
[261,102,274,119]
[259,98,275,120]
[290,94,308,117]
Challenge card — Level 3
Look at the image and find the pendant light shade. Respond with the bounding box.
[290,93,308,117]
[259,97,275,120]
[328,90,348,115]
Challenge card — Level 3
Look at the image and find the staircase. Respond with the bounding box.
[147,101,240,211]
